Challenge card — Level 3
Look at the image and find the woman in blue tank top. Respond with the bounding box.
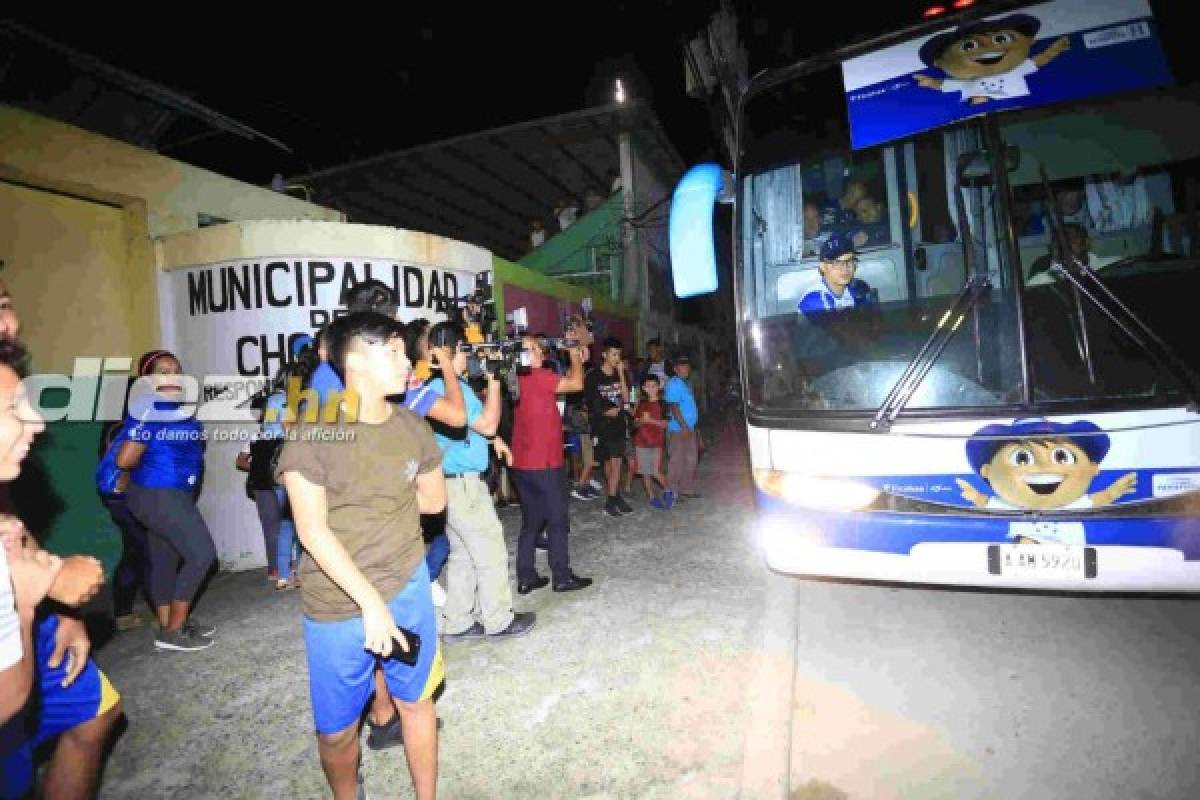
[118,350,217,653]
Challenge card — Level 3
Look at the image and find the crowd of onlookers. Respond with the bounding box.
[0,271,713,798]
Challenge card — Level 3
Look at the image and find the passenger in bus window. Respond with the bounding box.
[1040,182,1091,234]
[849,195,890,249]
[802,201,826,257]
[820,180,867,231]
[798,233,875,319]
[1027,224,1103,286]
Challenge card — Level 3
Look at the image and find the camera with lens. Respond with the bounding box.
[464,340,525,381]
[469,341,525,402]
[428,318,526,402]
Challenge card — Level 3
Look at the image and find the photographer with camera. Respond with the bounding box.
[511,321,593,595]
[423,322,535,641]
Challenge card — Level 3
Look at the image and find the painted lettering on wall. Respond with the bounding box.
[172,258,467,377]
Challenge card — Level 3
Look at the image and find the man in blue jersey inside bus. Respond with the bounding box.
[798,233,876,320]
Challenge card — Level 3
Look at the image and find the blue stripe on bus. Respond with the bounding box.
[756,492,1200,560]
[858,467,1200,509]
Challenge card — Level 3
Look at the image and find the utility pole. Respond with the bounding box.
[682,1,749,164]
[617,124,638,309]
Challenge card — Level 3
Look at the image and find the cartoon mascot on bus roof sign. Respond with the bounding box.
[956,418,1137,545]
[915,13,1071,105]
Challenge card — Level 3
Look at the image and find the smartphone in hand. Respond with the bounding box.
[389,628,422,667]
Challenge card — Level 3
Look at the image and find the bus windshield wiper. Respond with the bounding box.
[1040,169,1200,406]
[871,149,993,432]
[870,274,991,431]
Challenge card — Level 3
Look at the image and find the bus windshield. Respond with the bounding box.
[738,63,1200,418]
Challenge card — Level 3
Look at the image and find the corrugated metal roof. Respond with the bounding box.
[293,102,685,260]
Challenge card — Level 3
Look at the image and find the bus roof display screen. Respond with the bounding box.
[841,0,1172,150]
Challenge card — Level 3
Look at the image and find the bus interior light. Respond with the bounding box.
[753,469,881,512]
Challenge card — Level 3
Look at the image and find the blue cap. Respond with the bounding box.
[820,232,856,261]
[965,418,1110,473]
[291,334,313,356]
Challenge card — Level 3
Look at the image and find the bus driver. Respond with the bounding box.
[798,233,876,320]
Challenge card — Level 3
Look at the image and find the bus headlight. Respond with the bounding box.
[752,469,881,511]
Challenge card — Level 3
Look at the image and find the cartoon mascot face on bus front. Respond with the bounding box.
[957,418,1136,512]
[915,13,1071,105]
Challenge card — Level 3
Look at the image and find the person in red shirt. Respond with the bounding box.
[511,326,593,595]
[633,375,672,510]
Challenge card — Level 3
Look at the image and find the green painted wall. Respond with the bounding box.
[12,386,121,576]
[518,195,624,298]
[493,255,639,332]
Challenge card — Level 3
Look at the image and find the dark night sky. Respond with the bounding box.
[12,1,1197,187]
[12,3,957,184]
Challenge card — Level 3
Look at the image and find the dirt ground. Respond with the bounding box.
[93,424,772,799]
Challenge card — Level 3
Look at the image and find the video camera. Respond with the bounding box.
[463,340,525,381]
[455,340,524,402]
[431,292,596,404]
[427,316,526,400]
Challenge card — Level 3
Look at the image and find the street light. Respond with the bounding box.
[615,79,626,104]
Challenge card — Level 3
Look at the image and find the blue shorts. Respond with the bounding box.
[303,561,444,735]
[0,615,120,799]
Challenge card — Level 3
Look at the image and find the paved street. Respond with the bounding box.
[780,573,1200,800]
[91,424,1200,799]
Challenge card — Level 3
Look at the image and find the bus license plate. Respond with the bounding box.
[987,544,1097,579]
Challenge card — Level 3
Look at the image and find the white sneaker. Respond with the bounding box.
[431,581,447,608]
[588,479,604,492]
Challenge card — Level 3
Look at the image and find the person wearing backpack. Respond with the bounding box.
[118,350,216,653]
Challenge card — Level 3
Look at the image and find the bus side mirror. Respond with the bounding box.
[669,163,728,298]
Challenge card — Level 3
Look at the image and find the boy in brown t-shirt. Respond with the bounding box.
[277,312,446,800]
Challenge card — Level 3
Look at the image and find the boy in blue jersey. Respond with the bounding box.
[424,322,534,641]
